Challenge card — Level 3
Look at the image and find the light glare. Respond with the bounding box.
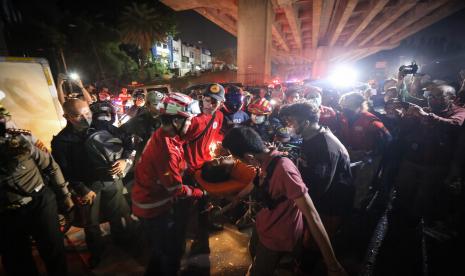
[328,66,358,88]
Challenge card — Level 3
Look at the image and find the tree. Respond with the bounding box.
[213,48,237,66]
[119,2,176,65]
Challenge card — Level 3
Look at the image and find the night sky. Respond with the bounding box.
[174,10,236,52]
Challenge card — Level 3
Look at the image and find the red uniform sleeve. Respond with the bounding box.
[158,136,184,193]
[369,120,392,152]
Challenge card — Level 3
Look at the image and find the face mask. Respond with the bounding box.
[428,98,448,113]
[77,116,92,129]
[97,114,112,122]
[251,114,266,124]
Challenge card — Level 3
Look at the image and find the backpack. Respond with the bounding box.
[84,130,128,178]
[252,155,287,210]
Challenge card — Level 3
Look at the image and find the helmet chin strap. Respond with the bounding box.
[172,118,187,136]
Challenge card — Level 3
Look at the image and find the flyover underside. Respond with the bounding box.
[162,0,464,82]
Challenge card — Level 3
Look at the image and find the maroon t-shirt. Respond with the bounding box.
[256,151,308,252]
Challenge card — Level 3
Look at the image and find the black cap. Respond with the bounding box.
[204,83,225,102]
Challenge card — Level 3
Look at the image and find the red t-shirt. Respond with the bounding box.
[256,151,308,252]
[119,93,131,104]
[183,111,224,174]
[132,128,185,218]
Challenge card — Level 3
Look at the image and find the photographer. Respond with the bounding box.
[393,84,465,223]
[56,73,93,106]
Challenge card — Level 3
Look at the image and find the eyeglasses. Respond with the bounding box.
[423,91,444,100]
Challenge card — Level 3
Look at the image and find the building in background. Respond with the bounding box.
[151,36,212,77]
[201,48,212,70]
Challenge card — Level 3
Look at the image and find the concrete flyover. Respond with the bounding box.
[161,0,465,84]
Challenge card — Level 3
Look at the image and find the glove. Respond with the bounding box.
[191,187,205,199]
[176,185,206,199]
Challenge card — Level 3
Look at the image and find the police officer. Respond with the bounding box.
[0,103,74,276]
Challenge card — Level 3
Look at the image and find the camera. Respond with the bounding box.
[58,72,80,81]
[399,62,419,75]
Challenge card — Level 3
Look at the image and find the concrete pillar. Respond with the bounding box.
[237,0,273,85]
[311,47,328,79]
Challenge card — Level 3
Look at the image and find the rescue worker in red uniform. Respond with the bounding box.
[304,86,340,135]
[131,92,206,276]
[338,92,392,209]
[183,83,225,176]
[393,84,465,222]
[181,83,226,255]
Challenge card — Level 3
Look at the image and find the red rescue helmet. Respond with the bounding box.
[247,97,272,115]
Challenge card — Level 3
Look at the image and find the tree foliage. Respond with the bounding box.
[119,2,177,59]
[4,0,177,84]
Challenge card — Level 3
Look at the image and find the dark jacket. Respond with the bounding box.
[0,133,70,209]
[51,121,133,196]
[120,110,161,160]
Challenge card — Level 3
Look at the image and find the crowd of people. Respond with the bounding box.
[1,67,465,276]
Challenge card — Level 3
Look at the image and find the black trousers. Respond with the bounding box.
[79,180,130,256]
[141,211,182,276]
[179,173,210,250]
[249,228,302,276]
[0,187,67,276]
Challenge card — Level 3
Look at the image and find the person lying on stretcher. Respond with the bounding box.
[195,155,255,199]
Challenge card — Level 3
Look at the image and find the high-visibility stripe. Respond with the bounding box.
[132,197,172,209]
[165,184,182,192]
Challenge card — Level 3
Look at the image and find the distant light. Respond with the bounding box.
[328,65,358,88]
[272,79,280,84]
[270,99,277,106]
[69,73,79,80]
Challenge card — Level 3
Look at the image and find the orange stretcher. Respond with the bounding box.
[194,161,256,198]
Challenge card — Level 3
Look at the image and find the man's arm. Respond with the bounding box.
[294,193,345,275]
[56,76,66,106]
[72,79,93,104]
[424,111,465,127]
[406,105,465,128]
[30,141,69,197]
[30,140,74,210]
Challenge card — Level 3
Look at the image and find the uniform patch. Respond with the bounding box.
[210,84,220,93]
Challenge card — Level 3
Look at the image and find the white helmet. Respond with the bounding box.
[158,92,201,118]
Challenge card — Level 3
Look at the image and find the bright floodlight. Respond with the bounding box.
[328,66,358,88]
[69,72,79,80]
